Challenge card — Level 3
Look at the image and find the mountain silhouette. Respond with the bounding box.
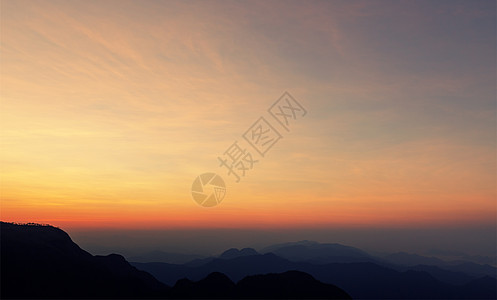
[127,250,205,264]
[260,240,375,264]
[1,222,168,299]
[383,252,448,266]
[134,252,497,299]
[184,247,259,267]
[1,222,353,299]
[383,252,496,278]
[237,270,351,299]
[169,272,237,299]
[428,250,497,266]
[219,247,259,259]
[169,270,351,299]
[442,261,497,278]
[403,264,477,285]
[457,275,497,299]
[3,221,495,299]
[133,253,290,285]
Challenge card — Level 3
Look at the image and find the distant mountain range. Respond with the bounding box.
[382,252,497,278]
[133,252,497,299]
[126,240,496,275]
[154,240,496,282]
[260,240,376,264]
[220,247,259,259]
[2,221,495,299]
[0,222,351,299]
[130,240,496,299]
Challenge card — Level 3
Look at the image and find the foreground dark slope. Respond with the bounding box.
[1,222,168,298]
[0,222,352,299]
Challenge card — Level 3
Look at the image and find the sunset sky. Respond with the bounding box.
[1,0,495,239]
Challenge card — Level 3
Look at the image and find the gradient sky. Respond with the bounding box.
[1,0,496,244]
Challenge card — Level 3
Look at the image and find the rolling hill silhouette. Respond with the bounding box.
[259,241,496,280]
[382,251,497,279]
[219,247,259,259]
[168,270,351,299]
[260,240,376,264]
[133,252,497,299]
[127,250,206,264]
[169,272,237,299]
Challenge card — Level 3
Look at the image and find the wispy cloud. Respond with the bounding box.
[1,0,495,229]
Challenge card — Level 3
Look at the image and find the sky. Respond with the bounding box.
[1,1,495,256]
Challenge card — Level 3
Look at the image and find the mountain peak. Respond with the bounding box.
[219,247,258,259]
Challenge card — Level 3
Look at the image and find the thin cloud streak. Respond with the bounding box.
[1,0,495,230]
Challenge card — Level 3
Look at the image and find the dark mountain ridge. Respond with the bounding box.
[1,222,352,299]
[169,270,351,299]
[1,221,168,299]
